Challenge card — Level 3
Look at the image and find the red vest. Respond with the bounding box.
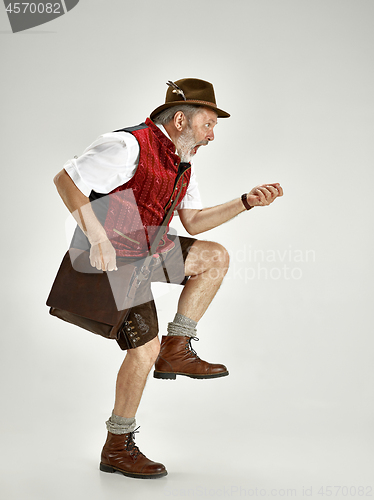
[103,118,191,257]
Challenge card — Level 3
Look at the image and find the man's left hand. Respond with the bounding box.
[246,183,283,207]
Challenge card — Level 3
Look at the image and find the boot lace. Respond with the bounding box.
[186,337,201,359]
[126,426,143,459]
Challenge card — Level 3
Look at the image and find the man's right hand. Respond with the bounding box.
[89,238,118,271]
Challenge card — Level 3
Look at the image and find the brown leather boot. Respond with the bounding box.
[153,336,229,380]
[100,429,167,479]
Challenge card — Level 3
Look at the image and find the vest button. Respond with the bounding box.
[174,162,178,166]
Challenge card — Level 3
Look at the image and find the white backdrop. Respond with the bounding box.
[1,1,373,499]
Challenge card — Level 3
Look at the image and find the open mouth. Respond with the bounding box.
[192,143,206,154]
[190,140,208,156]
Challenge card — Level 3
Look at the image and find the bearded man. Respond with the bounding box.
[52,78,283,479]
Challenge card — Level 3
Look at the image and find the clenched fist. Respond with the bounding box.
[246,183,283,207]
[89,238,118,271]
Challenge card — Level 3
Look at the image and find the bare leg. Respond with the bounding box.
[178,240,229,322]
[102,338,167,478]
[113,336,160,418]
[113,241,229,415]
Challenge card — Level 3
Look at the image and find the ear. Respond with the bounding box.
[173,111,187,132]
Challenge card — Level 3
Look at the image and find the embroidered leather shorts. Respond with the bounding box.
[116,234,197,350]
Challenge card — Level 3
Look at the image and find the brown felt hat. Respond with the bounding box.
[150,78,230,120]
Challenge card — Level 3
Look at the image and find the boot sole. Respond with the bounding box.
[153,370,229,380]
[100,462,167,479]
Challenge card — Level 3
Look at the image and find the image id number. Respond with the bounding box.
[6,3,61,14]
[318,486,373,496]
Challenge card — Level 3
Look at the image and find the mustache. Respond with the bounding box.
[195,140,209,147]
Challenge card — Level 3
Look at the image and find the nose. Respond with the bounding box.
[207,129,214,141]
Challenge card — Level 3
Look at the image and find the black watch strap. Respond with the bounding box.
[241,193,253,210]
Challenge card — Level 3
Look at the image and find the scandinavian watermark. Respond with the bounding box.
[226,244,316,282]
[63,188,316,311]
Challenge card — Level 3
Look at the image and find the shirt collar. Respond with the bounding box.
[155,123,172,142]
[155,123,187,160]
[146,118,193,165]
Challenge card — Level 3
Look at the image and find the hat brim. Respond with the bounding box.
[150,100,230,120]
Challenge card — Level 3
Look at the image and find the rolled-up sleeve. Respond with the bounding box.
[63,132,140,196]
[176,163,203,210]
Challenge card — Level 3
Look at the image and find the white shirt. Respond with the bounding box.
[63,123,203,211]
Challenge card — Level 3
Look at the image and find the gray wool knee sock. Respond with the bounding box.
[167,313,197,338]
[106,412,136,435]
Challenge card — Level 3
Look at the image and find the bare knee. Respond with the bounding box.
[186,241,230,277]
[127,336,160,369]
[211,243,230,271]
[143,337,161,364]
[205,242,230,280]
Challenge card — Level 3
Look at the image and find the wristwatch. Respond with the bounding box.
[241,193,253,210]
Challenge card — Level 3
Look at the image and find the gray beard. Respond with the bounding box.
[176,127,196,163]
